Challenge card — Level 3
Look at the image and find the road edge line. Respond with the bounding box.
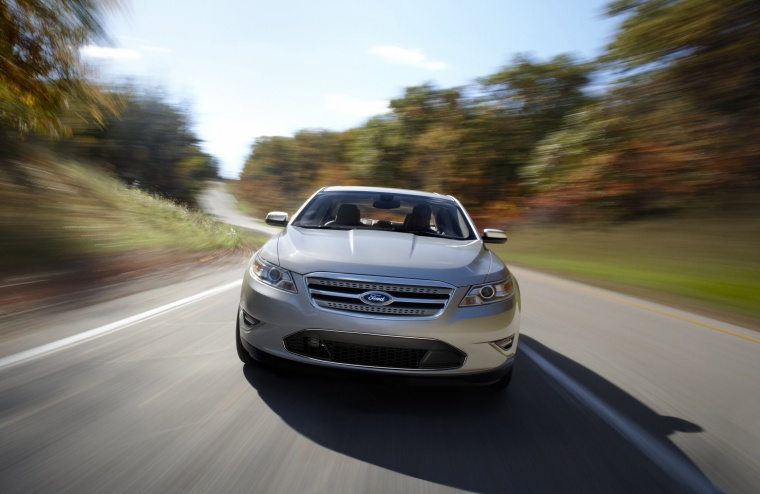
[522,344,720,494]
[0,280,240,371]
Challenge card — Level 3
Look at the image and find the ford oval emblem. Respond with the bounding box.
[359,291,394,306]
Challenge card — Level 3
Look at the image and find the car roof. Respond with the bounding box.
[320,185,450,200]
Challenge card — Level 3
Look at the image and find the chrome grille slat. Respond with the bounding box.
[306,274,454,318]
[308,278,451,295]
[310,288,363,299]
[315,300,438,316]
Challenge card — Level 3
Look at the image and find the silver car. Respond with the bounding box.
[236,186,521,390]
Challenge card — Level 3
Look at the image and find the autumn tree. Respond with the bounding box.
[602,0,760,190]
[240,130,345,213]
[389,84,466,192]
[465,54,594,206]
[0,0,123,145]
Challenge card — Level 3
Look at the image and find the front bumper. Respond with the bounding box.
[239,270,520,377]
[241,337,516,386]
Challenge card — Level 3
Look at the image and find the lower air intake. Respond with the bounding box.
[284,330,465,370]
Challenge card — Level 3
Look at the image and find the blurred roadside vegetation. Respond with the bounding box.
[2,0,219,204]
[0,159,250,273]
[1,0,251,276]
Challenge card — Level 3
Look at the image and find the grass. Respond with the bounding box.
[491,215,760,327]
[0,159,264,270]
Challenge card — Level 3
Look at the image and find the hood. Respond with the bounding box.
[262,226,505,286]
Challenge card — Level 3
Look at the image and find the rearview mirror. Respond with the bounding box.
[482,229,507,244]
[265,211,289,227]
[373,199,401,209]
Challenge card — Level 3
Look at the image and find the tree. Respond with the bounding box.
[603,0,760,188]
[347,115,407,188]
[240,130,346,212]
[387,84,466,192]
[68,89,216,204]
[0,0,122,139]
[241,136,299,191]
[470,54,594,201]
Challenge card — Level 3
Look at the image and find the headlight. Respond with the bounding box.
[250,254,297,293]
[460,277,514,306]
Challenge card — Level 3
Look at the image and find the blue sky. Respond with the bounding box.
[84,0,619,178]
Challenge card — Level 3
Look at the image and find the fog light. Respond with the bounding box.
[306,337,322,348]
[494,335,514,350]
[240,310,260,329]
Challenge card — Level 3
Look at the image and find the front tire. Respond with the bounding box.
[488,367,513,392]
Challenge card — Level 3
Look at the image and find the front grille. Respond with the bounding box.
[306,274,454,318]
[284,330,465,370]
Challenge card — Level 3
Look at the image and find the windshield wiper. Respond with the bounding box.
[407,230,441,237]
[296,224,356,230]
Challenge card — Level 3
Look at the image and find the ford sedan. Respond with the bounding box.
[236,186,521,390]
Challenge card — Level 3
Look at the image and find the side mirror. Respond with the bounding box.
[482,229,507,244]
[265,211,289,227]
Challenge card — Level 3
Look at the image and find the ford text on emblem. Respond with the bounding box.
[359,291,394,306]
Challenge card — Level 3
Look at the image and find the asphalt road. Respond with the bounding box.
[1,186,758,493]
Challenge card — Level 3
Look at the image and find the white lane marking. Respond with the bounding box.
[521,344,719,494]
[0,281,241,371]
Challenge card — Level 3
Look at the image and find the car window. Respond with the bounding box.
[292,191,475,240]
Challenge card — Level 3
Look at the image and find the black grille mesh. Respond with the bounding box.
[284,330,466,370]
[324,340,426,368]
[284,334,426,368]
[306,275,453,317]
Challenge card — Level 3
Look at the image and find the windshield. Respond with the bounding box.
[291,191,476,240]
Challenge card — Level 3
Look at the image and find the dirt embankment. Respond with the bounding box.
[0,248,253,320]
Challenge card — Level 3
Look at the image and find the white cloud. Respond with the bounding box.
[139,45,173,54]
[325,93,389,117]
[369,45,448,70]
[80,45,142,61]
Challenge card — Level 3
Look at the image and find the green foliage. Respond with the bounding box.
[521,0,760,219]
[240,129,345,212]
[346,115,406,187]
[0,158,249,270]
[477,54,593,124]
[388,84,466,191]
[602,0,760,182]
[1,2,217,207]
[63,88,220,204]
[0,0,123,138]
